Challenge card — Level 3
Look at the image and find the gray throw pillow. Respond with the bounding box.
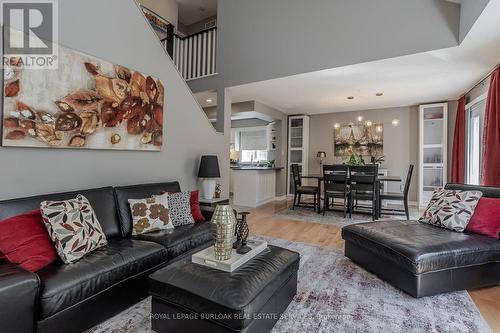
[162,192,195,227]
[419,188,482,232]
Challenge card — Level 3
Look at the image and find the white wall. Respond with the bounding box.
[0,0,228,200]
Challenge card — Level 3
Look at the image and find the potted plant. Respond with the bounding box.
[214,183,222,198]
[346,153,365,166]
[370,155,385,165]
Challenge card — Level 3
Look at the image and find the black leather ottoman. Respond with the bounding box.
[149,245,300,333]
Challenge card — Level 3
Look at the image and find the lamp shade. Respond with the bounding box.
[317,151,327,158]
[198,155,220,178]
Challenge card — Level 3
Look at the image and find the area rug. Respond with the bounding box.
[272,206,420,228]
[87,237,491,333]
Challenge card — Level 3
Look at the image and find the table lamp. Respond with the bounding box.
[198,155,221,199]
[317,151,327,172]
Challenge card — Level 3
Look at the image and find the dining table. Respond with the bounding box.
[301,173,402,217]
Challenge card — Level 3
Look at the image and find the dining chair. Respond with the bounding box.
[348,164,379,221]
[379,164,414,220]
[322,165,350,217]
[291,164,318,211]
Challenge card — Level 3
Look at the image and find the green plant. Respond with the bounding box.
[346,153,365,166]
[370,155,385,164]
[266,160,275,168]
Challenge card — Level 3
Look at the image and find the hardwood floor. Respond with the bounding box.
[246,199,500,333]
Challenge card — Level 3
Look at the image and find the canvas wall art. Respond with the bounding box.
[334,123,383,157]
[2,44,164,151]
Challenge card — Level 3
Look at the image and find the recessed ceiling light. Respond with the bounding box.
[347,96,354,100]
[392,119,399,126]
[376,93,384,97]
[357,116,363,122]
[206,98,213,103]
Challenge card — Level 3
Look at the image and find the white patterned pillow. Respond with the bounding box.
[162,192,195,227]
[419,189,482,232]
[128,195,173,235]
[40,195,107,264]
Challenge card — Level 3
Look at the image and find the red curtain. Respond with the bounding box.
[482,68,500,186]
[451,97,466,183]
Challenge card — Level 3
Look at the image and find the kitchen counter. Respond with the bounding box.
[231,167,282,207]
[231,166,284,170]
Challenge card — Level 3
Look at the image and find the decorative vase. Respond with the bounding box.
[211,205,237,261]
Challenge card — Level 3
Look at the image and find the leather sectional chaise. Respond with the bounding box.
[342,183,500,298]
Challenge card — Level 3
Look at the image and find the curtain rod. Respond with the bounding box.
[463,64,499,97]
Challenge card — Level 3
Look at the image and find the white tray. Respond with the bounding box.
[192,239,268,272]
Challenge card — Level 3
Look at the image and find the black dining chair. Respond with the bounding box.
[349,164,379,221]
[322,165,350,217]
[379,164,414,220]
[291,164,319,211]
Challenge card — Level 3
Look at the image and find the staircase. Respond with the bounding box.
[162,27,217,81]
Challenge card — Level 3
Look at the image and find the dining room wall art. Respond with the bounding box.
[2,42,164,151]
[333,123,383,157]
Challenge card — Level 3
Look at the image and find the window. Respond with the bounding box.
[466,94,487,185]
[238,128,268,163]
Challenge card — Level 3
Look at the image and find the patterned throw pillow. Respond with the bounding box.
[162,192,195,227]
[419,189,482,232]
[128,195,173,235]
[40,195,107,264]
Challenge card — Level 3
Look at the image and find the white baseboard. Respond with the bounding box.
[274,195,287,201]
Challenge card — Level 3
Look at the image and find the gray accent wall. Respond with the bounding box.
[0,0,229,200]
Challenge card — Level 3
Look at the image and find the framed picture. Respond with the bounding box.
[334,123,383,157]
[140,5,171,34]
[2,40,164,151]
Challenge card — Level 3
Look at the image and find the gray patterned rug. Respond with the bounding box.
[272,205,421,228]
[87,237,491,333]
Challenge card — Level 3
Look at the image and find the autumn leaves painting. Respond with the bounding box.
[2,45,164,151]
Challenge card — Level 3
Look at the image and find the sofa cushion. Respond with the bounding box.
[0,187,121,239]
[40,195,108,264]
[466,197,500,238]
[419,189,482,232]
[114,182,181,237]
[342,220,500,274]
[133,221,212,260]
[0,209,58,272]
[128,195,173,235]
[164,192,194,227]
[36,238,167,319]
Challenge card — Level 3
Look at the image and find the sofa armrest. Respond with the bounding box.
[0,261,39,333]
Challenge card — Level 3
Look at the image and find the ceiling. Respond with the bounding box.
[176,0,217,26]
[230,1,500,115]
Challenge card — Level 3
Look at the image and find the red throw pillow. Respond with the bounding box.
[0,209,58,272]
[466,197,500,239]
[190,190,205,222]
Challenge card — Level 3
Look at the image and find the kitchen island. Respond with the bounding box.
[231,167,284,208]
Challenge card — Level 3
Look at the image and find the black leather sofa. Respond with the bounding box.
[0,182,213,333]
[342,183,500,298]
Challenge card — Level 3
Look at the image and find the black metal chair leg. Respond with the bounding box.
[343,197,347,218]
[349,197,353,218]
[323,197,327,216]
[292,193,297,209]
[404,197,410,220]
